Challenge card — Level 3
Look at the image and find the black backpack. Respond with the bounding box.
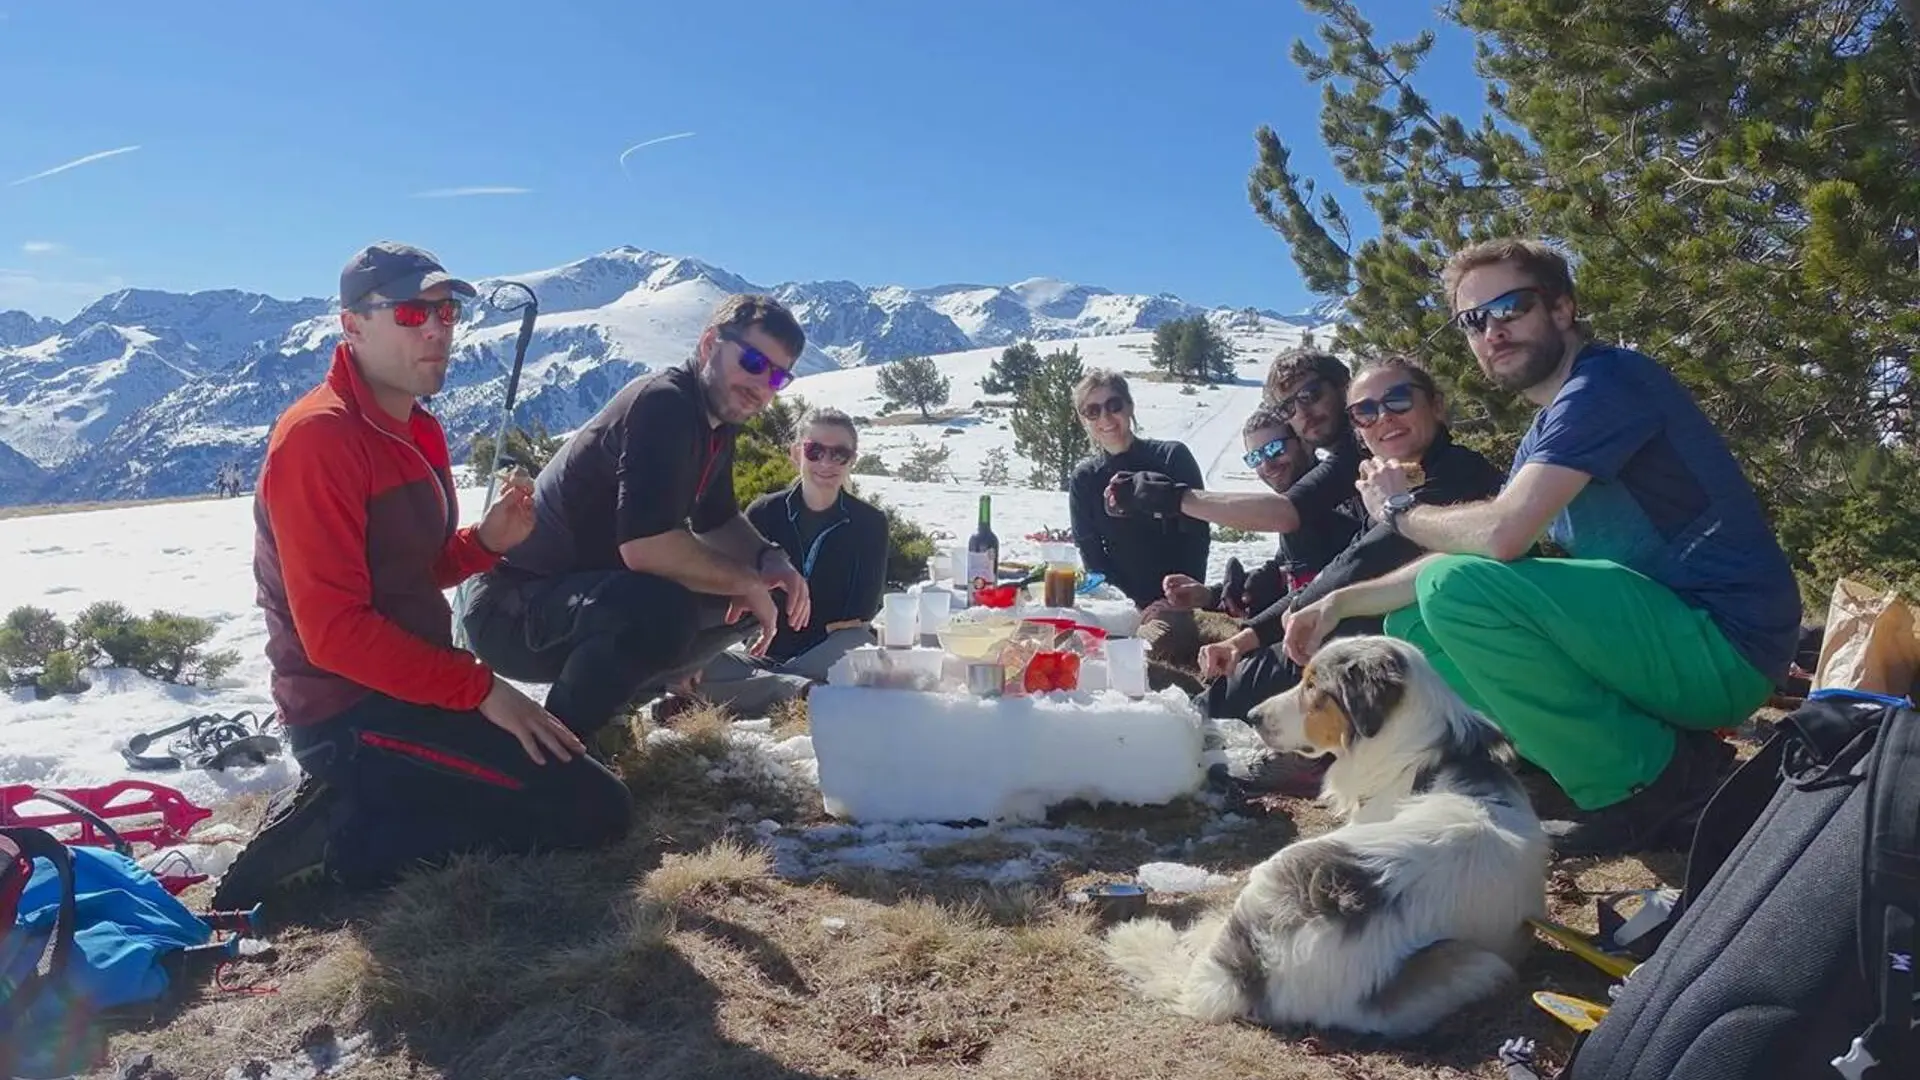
[1564,688,1920,1080]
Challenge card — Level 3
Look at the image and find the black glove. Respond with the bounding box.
[1220,558,1249,615]
[1105,470,1189,518]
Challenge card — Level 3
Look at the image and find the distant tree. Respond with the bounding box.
[1149,316,1235,383]
[1011,346,1093,491]
[468,420,564,477]
[980,341,1042,396]
[977,446,1012,486]
[893,437,954,483]
[876,355,951,420]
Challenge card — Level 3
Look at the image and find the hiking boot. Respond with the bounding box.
[209,774,340,909]
[1543,730,1736,859]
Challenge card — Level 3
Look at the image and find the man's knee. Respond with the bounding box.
[1412,554,1512,624]
[577,763,635,846]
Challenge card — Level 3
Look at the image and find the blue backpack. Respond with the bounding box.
[2,826,211,1078]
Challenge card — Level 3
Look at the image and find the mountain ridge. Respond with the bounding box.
[0,246,1344,506]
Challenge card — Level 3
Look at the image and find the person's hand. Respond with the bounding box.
[1105,471,1188,518]
[1283,596,1339,666]
[478,676,584,765]
[727,584,781,657]
[477,466,537,554]
[1356,458,1415,525]
[1198,640,1242,680]
[1162,573,1212,610]
[759,550,812,631]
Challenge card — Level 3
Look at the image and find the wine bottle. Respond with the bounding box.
[967,494,999,605]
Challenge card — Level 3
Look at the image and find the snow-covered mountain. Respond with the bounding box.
[0,246,1339,506]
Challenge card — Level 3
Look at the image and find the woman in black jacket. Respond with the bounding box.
[1198,354,1504,720]
[1066,369,1210,665]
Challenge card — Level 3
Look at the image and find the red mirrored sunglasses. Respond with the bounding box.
[361,297,464,328]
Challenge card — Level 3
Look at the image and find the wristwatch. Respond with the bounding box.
[1382,492,1416,532]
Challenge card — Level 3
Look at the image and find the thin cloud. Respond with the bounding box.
[10,145,141,186]
[619,132,697,174]
[21,241,60,255]
[411,185,533,198]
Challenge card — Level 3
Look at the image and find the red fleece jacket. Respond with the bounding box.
[253,342,499,726]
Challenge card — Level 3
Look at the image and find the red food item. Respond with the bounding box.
[1022,650,1081,693]
[977,585,1017,608]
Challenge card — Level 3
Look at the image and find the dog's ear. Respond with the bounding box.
[1320,641,1409,743]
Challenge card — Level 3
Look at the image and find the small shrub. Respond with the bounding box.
[72,600,145,668]
[133,611,239,685]
[894,438,953,483]
[1213,525,1258,543]
[36,649,90,697]
[0,606,69,672]
[852,453,890,476]
[978,447,1012,486]
[874,497,935,587]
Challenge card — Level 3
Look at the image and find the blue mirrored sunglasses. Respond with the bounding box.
[1243,435,1292,469]
[1450,286,1544,335]
[724,333,796,391]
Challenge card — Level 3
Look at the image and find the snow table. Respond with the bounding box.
[808,684,1206,823]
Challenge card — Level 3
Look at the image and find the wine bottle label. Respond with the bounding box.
[967,550,995,590]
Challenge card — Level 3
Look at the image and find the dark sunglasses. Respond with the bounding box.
[1242,435,1293,469]
[1345,382,1421,427]
[802,440,854,466]
[724,333,796,392]
[1450,287,1544,336]
[1272,378,1327,420]
[1079,396,1129,422]
[361,297,463,328]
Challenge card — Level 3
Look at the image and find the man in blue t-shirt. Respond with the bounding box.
[1280,238,1801,857]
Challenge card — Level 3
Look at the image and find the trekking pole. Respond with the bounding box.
[452,281,539,650]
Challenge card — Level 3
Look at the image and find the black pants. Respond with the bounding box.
[1202,615,1385,721]
[462,567,756,737]
[287,693,634,888]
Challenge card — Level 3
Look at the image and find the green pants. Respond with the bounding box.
[1382,555,1772,811]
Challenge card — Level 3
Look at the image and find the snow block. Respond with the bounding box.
[808,685,1206,823]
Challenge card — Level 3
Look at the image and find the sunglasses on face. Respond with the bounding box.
[1242,435,1293,470]
[723,333,796,392]
[362,297,463,328]
[1450,287,1544,336]
[1345,382,1422,427]
[802,440,854,466]
[1273,378,1327,420]
[1079,396,1128,422]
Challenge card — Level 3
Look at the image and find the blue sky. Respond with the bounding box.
[0,1,1486,321]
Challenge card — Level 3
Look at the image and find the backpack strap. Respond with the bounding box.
[1850,703,1920,1078]
[0,827,78,1043]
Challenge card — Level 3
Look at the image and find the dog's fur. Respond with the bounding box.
[1104,636,1549,1038]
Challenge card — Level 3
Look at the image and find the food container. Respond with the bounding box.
[939,619,1019,663]
[1066,881,1149,925]
[967,662,1006,697]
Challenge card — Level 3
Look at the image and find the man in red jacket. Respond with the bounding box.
[212,241,633,908]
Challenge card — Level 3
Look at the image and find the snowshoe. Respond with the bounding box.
[122,711,282,772]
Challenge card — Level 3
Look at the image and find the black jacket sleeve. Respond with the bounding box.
[1279,431,1365,522]
[1165,442,1211,583]
[1068,463,1115,576]
[850,503,890,620]
[1244,437,1505,648]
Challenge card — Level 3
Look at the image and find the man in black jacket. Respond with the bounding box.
[683,408,889,715]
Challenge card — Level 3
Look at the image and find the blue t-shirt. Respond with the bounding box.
[1512,343,1801,681]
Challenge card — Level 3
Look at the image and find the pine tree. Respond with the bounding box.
[1249,0,1920,593]
[1149,316,1235,383]
[1012,346,1093,490]
[981,341,1043,396]
[876,355,952,420]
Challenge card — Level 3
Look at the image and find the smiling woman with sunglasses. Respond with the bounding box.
[1065,369,1211,664]
[1196,356,1504,723]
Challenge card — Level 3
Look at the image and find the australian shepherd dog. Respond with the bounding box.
[1104,635,1549,1038]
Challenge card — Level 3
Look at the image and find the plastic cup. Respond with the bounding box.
[882,592,919,648]
[1107,637,1148,697]
[918,588,952,643]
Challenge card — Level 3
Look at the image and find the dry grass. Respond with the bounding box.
[88,697,1705,1080]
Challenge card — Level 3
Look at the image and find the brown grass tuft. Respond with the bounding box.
[644,838,776,907]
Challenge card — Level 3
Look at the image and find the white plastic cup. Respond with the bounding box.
[1107,637,1148,697]
[950,544,970,587]
[882,592,919,648]
[918,588,952,638]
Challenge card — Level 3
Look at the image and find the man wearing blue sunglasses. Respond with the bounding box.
[1283,238,1800,857]
[461,294,815,740]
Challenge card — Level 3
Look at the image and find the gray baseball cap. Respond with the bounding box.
[339,241,476,310]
